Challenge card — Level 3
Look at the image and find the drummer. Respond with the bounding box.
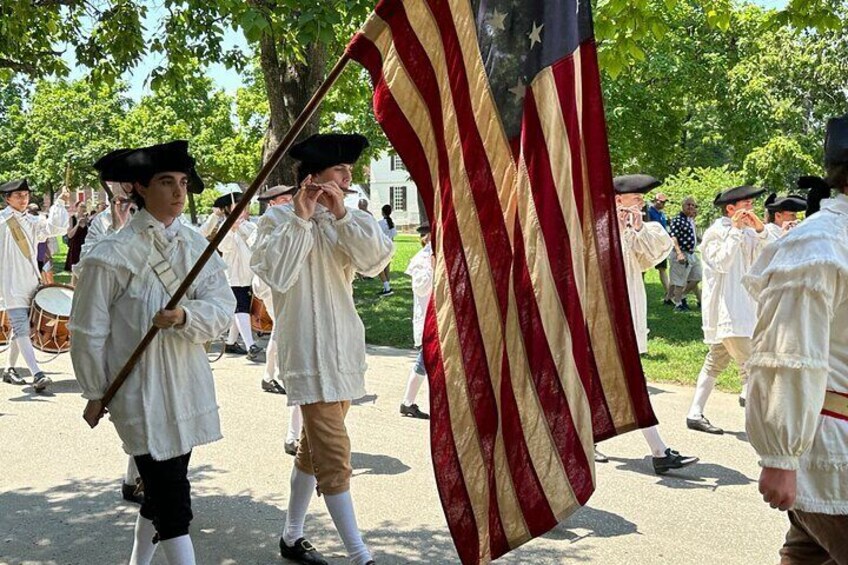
[1,178,69,392]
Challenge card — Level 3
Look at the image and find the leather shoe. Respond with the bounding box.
[279,537,328,565]
[224,343,247,355]
[246,344,265,362]
[262,379,286,394]
[32,372,52,393]
[593,446,609,463]
[653,448,699,475]
[122,479,145,505]
[2,367,25,385]
[284,440,299,457]
[686,416,723,435]
[400,403,429,419]
[738,397,746,408]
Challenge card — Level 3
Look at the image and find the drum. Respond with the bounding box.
[250,296,273,334]
[0,310,11,345]
[30,284,74,353]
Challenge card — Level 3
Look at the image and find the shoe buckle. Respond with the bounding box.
[300,540,315,551]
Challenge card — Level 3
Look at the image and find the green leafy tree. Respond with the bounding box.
[24,79,129,195]
[742,136,819,191]
[661,165,746,230]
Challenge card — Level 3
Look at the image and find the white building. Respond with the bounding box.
[367,152,423,230]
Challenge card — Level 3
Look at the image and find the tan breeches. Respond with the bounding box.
[294,401,352,496]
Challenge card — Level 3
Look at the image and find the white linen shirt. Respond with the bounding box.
[405,243,433,347]
[699,217,777,344]
[0,206,68,310]
[219,220,257,287]
[251,204,394,406]
[744,195,848,514]
[69,209,236,461]
[619,222,673,353]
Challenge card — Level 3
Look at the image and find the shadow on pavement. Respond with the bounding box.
[352,394,379,406]
[546,505,639,541]
[607,457,755,490]
[352,452,410,476]
[0,468,609,565]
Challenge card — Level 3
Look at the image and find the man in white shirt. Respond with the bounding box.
[212,191,263,361]
[71,140,235,565]
[252,133,393,565]
[745,115,848,564]
[686,185,778,434]
[401,224,433,420]
[763,193,806,239]
[614,175,699,474]
[1,178,69,392]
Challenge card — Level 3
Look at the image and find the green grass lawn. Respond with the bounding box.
[353,241,743,393]
[352,234,421,349]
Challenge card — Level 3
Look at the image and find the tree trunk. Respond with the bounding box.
[258,32,327,188]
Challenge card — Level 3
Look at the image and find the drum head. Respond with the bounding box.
[34,286,74,317]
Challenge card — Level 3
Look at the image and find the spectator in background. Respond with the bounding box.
[377,204,397,297]
[64,201,89,275]
[358,198,372,216]
[668,196,702,312]
[647,192,672,303]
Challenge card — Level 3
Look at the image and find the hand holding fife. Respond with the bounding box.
[152,307,186,329]
[294,175,322,221]
[83,399,106,429]
[759,467,796,511]
[314,181,348,220]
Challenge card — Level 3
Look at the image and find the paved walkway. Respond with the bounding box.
[0,342,787,564]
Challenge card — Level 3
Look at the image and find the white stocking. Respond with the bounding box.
[128,514,158,565]
[159,535,196,565]
[324,491,372,565]
[283,467,316,546]
[235,313,254,348]
[641,426,668,458]
[286,406,303,444]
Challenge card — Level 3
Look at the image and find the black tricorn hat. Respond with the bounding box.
[257,185,297,202]
[93,140,205,194]
[824,115,848,169]
[213,191,244,210]
[713,185,766,207]
[290,133,369,181]
[765,194,807,213]
[613,174,662,194]
[0,178,30,194]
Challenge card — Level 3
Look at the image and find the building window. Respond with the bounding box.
[390,153,407,171]
[390,186,408,212]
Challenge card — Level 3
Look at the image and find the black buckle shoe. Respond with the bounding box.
[400,403,430,420]
[246,344,265,362]
[122,479,145,505]
[279,537,329,565]
[224,343,248,355]
[593,446,609,463]
[686,416,724,435]
[653,448,699,475]
[2,368,25,385]
[262,379,286,394]
[284,440,299,457]
[32,372,52,393]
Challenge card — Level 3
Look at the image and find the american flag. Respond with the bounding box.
[348,1,657,562]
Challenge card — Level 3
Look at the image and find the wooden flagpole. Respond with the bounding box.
[92,53,352,418]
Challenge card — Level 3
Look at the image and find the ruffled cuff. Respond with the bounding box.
[759,455,800,471]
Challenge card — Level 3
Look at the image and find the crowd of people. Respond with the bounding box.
[0,114,846,564]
